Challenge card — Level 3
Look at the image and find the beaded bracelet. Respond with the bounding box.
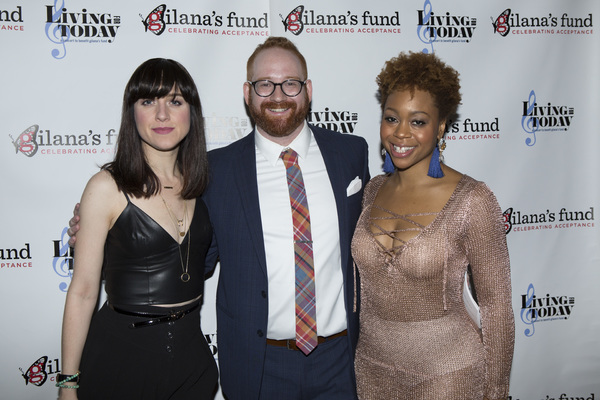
[56,382,79,389]
[55,371,80,389]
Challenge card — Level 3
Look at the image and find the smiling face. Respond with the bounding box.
[244,47,312,145]
[134,87,191,154]
[380,89,446,174]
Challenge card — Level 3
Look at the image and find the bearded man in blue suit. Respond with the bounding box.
[204,37,369,400]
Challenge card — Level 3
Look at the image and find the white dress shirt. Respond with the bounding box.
[255,122,347,339]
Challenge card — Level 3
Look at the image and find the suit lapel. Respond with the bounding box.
[232,132,268,276]
[313,128,350,272]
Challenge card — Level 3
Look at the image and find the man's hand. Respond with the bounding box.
[67,203,81,247]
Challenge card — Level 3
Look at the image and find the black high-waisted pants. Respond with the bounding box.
[77,302,218,400]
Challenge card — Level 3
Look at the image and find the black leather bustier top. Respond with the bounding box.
[103,193,212,306]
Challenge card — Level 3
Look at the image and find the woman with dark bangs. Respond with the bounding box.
[58,59,217,400]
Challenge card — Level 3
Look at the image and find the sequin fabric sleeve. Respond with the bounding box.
[462,182,515,399]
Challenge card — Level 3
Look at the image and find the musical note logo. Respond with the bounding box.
[520,283,537,337]
[521,90,538,146]
[45,0,69,59]
[53,227,74,292]
[417,0,436,54]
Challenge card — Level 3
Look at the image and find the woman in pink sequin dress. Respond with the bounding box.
[351,52,514,400]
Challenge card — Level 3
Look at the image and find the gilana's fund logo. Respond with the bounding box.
[277,4,401,35]
[491,8,593,36]
[139,4,268,37]
[280,5,304,35]
[19,356,61,387]
[10,125,39,157]
[444,116,501,142]
[503,207,594,234]
[544,394,595,400]
[9,124,117,157]
[19,356,48,387]
[491,8,510,36]
[520,284,575,337]
[1,5,24,32]
[140,4,166,35]
[1,243,32,269]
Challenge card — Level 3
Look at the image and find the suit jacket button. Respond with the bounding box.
[261,290,267,298]
[257,330,264,337]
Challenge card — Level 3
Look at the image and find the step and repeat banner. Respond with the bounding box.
[1,1,598,399]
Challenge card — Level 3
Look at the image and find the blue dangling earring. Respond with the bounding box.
[382,149,395,174]
[427,138,445,178]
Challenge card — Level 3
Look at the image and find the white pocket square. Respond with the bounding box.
[346,176,362,197]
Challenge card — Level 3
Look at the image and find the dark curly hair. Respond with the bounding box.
[376,51,461,122]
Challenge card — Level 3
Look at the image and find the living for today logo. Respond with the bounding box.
[53,227,73,293]
[491,8,593,36]
[417,0,477,54]
[520,283,575,338]
[44,1,121,59]
[521,90,574,146]
[204,108,359,148]
[307,108,358,134]
[204,113,251,149]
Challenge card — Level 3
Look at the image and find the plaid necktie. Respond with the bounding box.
[280,148,318,355]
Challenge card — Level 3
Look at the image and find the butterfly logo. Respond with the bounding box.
[280,5,304,36]
[19,356,48,386]
[491,8,511,36]
[140,4,166,35]
[10,124,39,157]
[503,207,513,234]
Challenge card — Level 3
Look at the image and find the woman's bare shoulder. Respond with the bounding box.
[79,170,125,222]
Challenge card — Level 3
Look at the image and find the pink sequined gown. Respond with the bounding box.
[352,175,514,400]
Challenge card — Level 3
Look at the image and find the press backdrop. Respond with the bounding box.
[1,1,598,399]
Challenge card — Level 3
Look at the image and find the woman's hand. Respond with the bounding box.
[67,203,81,247]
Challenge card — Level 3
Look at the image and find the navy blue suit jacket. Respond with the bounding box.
[203,124,369,399]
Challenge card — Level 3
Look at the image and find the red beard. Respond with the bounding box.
[248,94,310,138]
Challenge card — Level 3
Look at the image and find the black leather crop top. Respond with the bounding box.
[103,193,212,306]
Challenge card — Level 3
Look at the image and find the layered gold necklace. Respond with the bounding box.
[160,193,191,283]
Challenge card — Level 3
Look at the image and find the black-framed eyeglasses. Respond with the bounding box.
[247,79,307,97]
